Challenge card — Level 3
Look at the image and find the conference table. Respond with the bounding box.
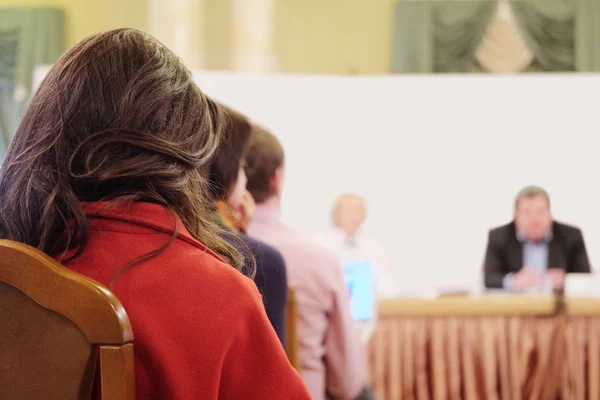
[367,294,600,400]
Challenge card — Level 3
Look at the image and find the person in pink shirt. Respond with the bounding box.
[245,125,371,400]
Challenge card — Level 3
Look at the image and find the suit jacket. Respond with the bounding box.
[215,207,288,344]
[484,221,591,288]
[221,231,288,345]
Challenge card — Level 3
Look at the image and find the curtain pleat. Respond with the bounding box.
[0,28,19,156]
[392,2,434,73]
[475,0,535,73]
[575,0,600,71]
[392,0,600,73]
[507,0,575,71]
[0,7,65,159]
[0,7,65,93]
[433,1,498,72]
[369,316,564,400]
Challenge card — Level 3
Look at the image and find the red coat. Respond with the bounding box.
[65,201,310,399]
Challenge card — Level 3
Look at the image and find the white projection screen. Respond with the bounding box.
[193,72,600,292]
[31,67,600,292]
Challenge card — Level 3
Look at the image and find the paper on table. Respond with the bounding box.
[565,273,600,298]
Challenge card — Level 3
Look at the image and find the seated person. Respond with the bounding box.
[0,29,309,399]
[245,126,371,400]
[205,105,288,344]
[484,185,591,291]
[318,193,397,343]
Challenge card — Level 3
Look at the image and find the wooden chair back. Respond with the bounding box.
[0,240,135,400]
[285,286,300,371]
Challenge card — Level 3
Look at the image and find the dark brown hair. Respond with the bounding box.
[245,125,284,204]
[207,105,252,201]
[0,29,242,269]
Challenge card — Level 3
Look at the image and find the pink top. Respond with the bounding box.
[249,200,366,400]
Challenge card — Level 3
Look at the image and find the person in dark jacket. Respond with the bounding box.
[484,185,591,291]
[206,104,288,344]
[221,229,288,344]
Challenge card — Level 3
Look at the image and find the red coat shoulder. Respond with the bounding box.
[65,202,310,399]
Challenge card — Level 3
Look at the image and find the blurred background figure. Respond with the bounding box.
[206,105,289,345]
[245,127,370,400]
[318,193,398,343]
[484,186,591,292]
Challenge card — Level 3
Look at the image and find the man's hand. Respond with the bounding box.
[513,267,539,291]
[236,190,256,232]
[547,268,566,290]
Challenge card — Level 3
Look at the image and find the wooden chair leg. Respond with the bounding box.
[100,343,135,400]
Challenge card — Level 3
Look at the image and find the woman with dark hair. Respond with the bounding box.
[207,105,288,344]
[0,29,309,399]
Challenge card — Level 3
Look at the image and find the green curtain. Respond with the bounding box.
[575,0,600,71]
[0,7,65,93]
[0,7,64,159]
[392,2,434,73]
[0,28,19,156]
[392,1,497,73]
[433,1,497,72]
[509,0,574,71]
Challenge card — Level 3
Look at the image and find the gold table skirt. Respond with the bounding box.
[367,296,600,400]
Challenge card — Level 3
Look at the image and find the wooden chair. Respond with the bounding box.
[285,286,300,371]
[0,240,135,400]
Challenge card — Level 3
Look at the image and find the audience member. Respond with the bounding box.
[0,29,309,399]
[206,104,288,344]
[484,185,591,291]
[318,193,397,343]
[245,126,370,400]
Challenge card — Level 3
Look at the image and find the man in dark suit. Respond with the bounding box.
[484,186,591,291]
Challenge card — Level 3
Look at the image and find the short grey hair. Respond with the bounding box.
[514,185,550,209]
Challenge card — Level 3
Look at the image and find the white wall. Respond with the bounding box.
[194,72,600,292]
